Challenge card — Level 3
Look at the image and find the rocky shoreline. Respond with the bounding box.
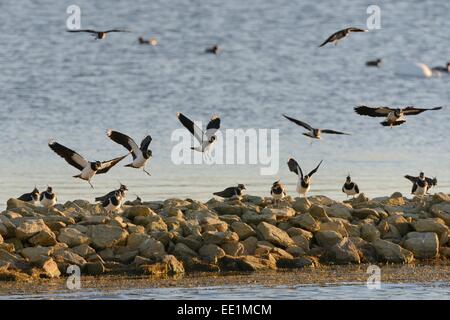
[1,192,450,281]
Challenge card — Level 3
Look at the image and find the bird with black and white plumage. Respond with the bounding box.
[67,29,130,40]
[287,158,323,200]
[319,27,368,47]
[213,184,246,199]
[342,175,360,198]
[102,190,125,214]
[283,114,350,140]
[354,105,443,127]
[404,172,429,197]
[48,140,127,188]
[270,181,286,207]
[432,61,450,73]
[138,37,158,46]
[405,173,437,195]
[205,44,219,55]
[177,112,221,154]
[366,58,382,67]
[95,183,128,205]
[17,187,40,205]
[40,186,57,208]
[106,130,153,176]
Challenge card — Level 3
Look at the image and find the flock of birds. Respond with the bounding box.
[13,26,446,212]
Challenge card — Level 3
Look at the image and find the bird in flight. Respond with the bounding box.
[319,27,368,47]
[177,113,221,154]
[67,29,130,40]
[287,158,323,199]
[48,140,127,188]
[283,114,350,140]
[106,130,153,176]
[354,105,443,127]
[405,173,437,194]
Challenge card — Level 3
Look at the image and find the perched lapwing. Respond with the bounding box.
[138,37,158,46]
[102,191,124,214]
[48,140,127,188]
[366,58,382,67]
[213,184,246,199]
[40,186,57,208]
[95,183,128,204]
[283,114,350,140]
[177,112,221,153]
[287,158,323,199]
[106,130,152,176]
[405,172,429,197]
[205,45,219,55]
[405,174,437,194]
[432,62,450,73]
[17,187,40,205]
[67,29,130,40]
[354,105,443,127]
[319,27,368,47]
[270,181,286,207]
[342,175,360,198]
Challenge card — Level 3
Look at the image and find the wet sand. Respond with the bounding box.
[1,263,449,296]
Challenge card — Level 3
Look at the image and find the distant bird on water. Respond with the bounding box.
[40,186,57,208]
[342,175,360,198]
[405,173,437,194]
[95,183,128,204]
[18,187,40,205]
[106,130,153,176]
[177,113,221,153]
[283,114,350,140]
[67,29,130,40]
[319,27,368,47]
[287,158,323,198]
[270,181,286,207]
[205,45,219,55]
[48,140,127,188]
[432,62,450,73]
[138,37,158,46]
[366,58,382,67]
[354,105,443,127]
[213,184,246,199]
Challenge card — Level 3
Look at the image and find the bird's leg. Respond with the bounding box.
[88,180,94,189]
[143,167,151,176]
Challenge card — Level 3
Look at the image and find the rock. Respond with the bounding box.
[124,206,155,219]
[86,225,128,249]
[218,255,276,271]
[289,213,320,232]
[85,261,106,275]
[276,256,317,269]
[145,216,168,232]
[231,221,256,240]
[412,218,448,237]
[372,239,414,263]
[291,235,310,251]
[200,217,228,232]
[315,230,343,248]
[162,255,185,274]
[257,222,294,248]
[57,227,91,247]
[203,231,239,245]
[352,208,380,220]
[241,236,258,255]
[320,221,348,237]
[403,232,439,259]
[287,227,313,240]
[173,243,198,261]
[71,244,96,258]
[15,219,51,241]
[270,247,293,260]
[387,215,410,236]
[309,204,330,221]
[214,203,243,216]
[378,221,402,240]
[199,244,226,262]
[243,195,265,205]
[139,255,185,276]
[241,211,276,225]
[218,215,241,225]
[0,223,7,237]
[328,238,361,264]
[326,204,352,219]
[40,258,61,278]
[221,242,244,256]
[53,250,87,267]
[286,246,306,257]
[28,230,57,246]
[177,234,203,251]
[21,246,53,263]
[261,207,295,220]
[0,234,3,245]
[361,224,380,242]
[292,198,311,213]
[139,238,166,260]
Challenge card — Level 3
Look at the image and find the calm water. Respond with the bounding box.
[0,0,449,208]
[2,282,450,300]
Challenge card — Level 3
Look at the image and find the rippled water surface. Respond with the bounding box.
[0,0,449,207]
[3,282,450,300]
